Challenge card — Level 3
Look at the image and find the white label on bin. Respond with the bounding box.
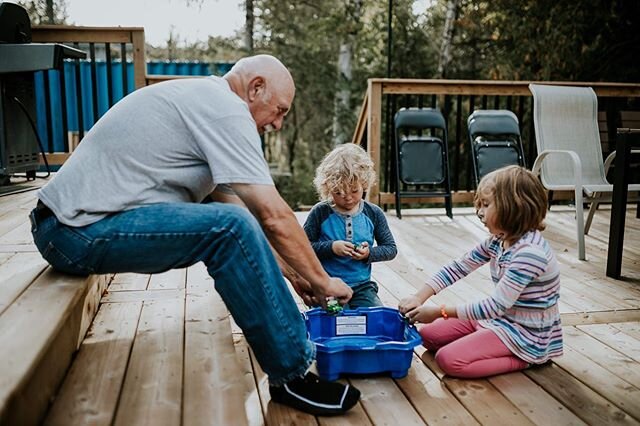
[336,315,367,335]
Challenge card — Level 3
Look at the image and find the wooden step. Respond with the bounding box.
[0,265,110,425]
[0,185,110,426]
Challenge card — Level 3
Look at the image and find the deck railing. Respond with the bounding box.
[353,79,640,206]
[31,25,146,166]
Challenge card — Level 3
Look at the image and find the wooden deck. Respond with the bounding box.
[1,185,640,425]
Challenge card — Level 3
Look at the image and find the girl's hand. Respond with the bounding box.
[332,240,357,257]
[351,241,369,261]
[398,295,423,315]
[405,305,441,325]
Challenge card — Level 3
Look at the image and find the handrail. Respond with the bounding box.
[354,78,640,205]
[31,25,147,90]
[29,25,147,167]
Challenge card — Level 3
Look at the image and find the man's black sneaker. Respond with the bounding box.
[269,372,360,416]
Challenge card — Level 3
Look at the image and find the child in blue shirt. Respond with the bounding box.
[304,144,397,308]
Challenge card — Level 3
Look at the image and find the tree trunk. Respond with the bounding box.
[332,40,353,146]
[332,0,362,146]
[437,0,459,78]
[46,0,54,24]
[244,0,254,53]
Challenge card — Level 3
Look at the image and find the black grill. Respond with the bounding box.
[0,2,85,184]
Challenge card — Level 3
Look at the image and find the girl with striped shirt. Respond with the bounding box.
[399,166,562,378]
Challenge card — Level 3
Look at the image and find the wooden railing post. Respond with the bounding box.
[366,79,383,204]
[131,29,146,89]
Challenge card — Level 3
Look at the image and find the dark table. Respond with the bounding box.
[606,128,640,279]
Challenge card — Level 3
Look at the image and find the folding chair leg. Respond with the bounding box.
[575,188,586,260]
[445,195,453,219]
[395,192,402,219]
[584,195,600,235]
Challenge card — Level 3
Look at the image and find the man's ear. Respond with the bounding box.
[247,76,266,101]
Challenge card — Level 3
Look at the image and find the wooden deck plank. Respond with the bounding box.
[182,264,249,426]
[591,323,640,360]
[0,252,48,315]
[443,377,536,426]
[394,353,481,425]
[488,372,587,426]
[525,363,639,425]
[44,302,142,426]
[147,268,187,290]
[233,335,265,426]
[352,376,425,425]
[101,288,185,303]
[108,272,150,291]
[113,298,184,426]
[564,325,640,387]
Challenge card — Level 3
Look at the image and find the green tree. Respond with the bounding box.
[19,0,68,25]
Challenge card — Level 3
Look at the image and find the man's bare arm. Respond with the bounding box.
[230,183,352,305]
[210,185,317,305]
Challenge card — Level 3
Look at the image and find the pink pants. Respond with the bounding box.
[419,318,529,378]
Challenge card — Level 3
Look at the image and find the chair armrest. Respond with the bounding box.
[603,149,640,175]
[532,149,584,191]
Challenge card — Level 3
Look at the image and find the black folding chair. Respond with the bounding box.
[467,109,525,188]
[394,107,452,219]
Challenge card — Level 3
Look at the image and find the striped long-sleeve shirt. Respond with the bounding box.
[426,230,563,364]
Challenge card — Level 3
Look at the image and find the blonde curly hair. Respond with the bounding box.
[313,144,376,202]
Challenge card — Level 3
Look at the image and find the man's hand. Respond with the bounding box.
[312,277,353,308]
[288,274,318,307]
[404,304,441,325]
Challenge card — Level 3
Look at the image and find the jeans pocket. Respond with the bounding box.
[41,226,110,275]
[42,241,91,276]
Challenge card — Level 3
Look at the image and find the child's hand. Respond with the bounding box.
[351,241,369,261]
[332,240,357,257]
[398,295,423,315]
[404,305,441,325]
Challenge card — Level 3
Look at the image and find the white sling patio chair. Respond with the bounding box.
[529,84,640,260]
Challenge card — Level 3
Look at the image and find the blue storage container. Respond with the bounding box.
[305,307,422,381]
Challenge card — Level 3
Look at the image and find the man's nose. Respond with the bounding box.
[273,117,284,131]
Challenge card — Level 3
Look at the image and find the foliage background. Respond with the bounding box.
[20,0,640,208]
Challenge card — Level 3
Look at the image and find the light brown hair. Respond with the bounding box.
[313,144,376,202]
[474,165,547,244]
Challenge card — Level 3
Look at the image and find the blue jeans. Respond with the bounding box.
[30,202,314,385]
[343,281,382,309]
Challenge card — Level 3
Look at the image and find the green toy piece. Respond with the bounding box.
[325,297,343,315]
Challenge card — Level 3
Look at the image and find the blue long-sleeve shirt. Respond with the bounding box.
[303,201,397,286]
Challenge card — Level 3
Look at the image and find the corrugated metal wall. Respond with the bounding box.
[34,60,233,152]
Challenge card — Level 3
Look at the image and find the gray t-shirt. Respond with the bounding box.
[38,76,273,227]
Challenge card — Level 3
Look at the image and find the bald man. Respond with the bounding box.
[31,55,360,416]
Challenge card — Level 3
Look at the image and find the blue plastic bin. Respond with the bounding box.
[305,307,422,381]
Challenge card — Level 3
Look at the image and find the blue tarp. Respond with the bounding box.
[34,60,233,152]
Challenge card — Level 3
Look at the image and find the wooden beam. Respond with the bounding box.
[32,25,142,43]
[351,91,368,145]
[367,80,382,204]
[370,78,640,97]
[560,309,640,326]
[131,30,146,90]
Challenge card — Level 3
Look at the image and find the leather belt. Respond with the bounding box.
[34,200,55,220]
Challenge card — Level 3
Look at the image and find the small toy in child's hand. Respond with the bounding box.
[325,297,343,315]
[353,242,365,251]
